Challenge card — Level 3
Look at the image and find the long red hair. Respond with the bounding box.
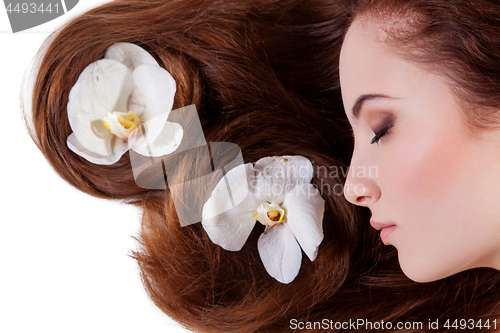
[25,0,500,331]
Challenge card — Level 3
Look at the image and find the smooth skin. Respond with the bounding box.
[340,19,500,282]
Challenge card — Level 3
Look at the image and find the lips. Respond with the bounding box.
[370,220,395,230]
[370,220,396,245]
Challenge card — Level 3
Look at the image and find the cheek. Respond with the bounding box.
[377,128,486,281]
[381,128,467,215]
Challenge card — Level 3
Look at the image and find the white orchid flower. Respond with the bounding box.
[202,156,325,284]
[66,43,183,165]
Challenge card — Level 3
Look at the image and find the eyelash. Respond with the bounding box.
[370,121,393,145]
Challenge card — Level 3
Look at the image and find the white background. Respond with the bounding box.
[0,1,191,332]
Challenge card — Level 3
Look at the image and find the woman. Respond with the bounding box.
[25,0,500,331]
[341,0,500,282]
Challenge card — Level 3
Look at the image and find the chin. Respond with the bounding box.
[397,253,457,283]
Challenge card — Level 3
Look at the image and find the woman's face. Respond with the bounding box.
[339,19,500,282]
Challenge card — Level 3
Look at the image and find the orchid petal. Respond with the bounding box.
[131,64,176,124]
[202,163,259,251]
[282,183,325,261]
[257,223,302,284]
[127,87,147,116]
[129,121,183,157]
[67,59,134,155]
[254,156,314,205]
[104,42,159,69]
[67,133,129,165]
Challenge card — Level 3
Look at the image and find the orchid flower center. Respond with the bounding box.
[103,111,142,140]
[257,202,286,228]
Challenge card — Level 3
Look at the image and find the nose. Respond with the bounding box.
[343,163,381,207]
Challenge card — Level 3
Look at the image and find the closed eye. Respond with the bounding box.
[370,118,394,145]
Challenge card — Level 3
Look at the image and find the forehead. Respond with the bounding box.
[339,19,426,111]
[339,11,437,89]
[339,19,468,132]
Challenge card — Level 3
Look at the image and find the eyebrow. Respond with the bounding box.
[351,94,396,119]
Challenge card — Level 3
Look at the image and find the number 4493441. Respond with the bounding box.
[444,319,497,330]
[6,2,60,14]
